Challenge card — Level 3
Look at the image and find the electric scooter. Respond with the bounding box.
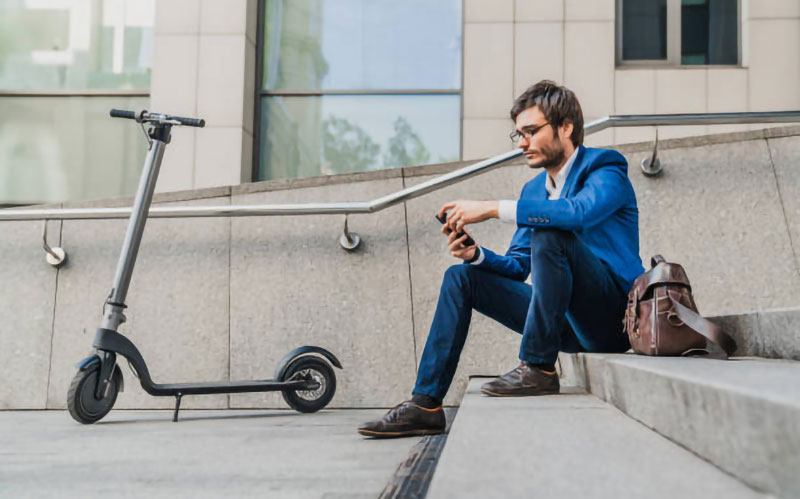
[67,109,341,424]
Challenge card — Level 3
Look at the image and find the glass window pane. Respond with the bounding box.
[258,95,460,180]
[622,0,667,61]
[681,0,738,65]
[0,96,148,204]
[0,0,154,91]
[262,0,462,90]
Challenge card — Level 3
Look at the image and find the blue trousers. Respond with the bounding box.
[413,229,631,401]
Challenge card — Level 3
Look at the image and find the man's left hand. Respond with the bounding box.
[438,200,499,233]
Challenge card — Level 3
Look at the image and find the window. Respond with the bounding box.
[0,0,154,205]
[616,0,739,66]
[0,95,148,205]
[0,0,153,90]
[255,0,462,182]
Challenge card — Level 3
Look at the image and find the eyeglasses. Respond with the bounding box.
[509,122,550,143]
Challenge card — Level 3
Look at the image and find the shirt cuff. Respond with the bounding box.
[498,200,517,224]
[469,246,485,265]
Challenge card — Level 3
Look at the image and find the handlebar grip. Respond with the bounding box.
[109,108,205,127]
[170,116,205,128]
[110,109,136,119]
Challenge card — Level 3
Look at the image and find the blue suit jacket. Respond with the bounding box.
[476,145,645,291]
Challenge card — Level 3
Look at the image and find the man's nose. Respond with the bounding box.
[518,136,530,150]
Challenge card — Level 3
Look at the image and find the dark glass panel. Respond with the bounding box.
[682,0,738,65]
[622,0,667,60]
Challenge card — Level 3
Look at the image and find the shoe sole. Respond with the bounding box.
[480,387,560,397]
[357,428,444,439]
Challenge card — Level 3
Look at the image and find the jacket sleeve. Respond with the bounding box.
[473,222,533,282]
[515,163,629,230]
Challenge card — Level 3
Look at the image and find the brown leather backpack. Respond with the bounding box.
[623,255,736,357]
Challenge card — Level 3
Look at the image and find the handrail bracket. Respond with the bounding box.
[339,215,361,251]
[641,129,663,177]
[42,221,68,268]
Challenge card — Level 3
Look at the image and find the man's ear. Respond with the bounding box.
[560,120,574,141]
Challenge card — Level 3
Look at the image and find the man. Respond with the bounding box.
[358,80,644,438]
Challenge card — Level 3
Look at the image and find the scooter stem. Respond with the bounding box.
[101,126,170,331]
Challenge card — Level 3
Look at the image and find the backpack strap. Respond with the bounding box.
[666,290,737,356]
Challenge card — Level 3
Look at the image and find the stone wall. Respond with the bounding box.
[1,126,799,409]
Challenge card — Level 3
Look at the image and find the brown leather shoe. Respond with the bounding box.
[480,362,560,397]
[358,401,446,438]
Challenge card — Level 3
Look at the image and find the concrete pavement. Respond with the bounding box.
[0,409,424,498]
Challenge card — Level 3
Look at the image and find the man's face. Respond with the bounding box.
[513,106,566,170]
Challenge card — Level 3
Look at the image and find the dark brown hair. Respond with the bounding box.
[510,80,584,147]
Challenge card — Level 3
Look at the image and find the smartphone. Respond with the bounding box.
[435,213,476,247]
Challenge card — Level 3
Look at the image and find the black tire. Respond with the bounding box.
[67,364,119,424]
[281,356,336,413]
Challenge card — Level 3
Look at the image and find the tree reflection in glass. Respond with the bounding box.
[383,117,431,168]
[322,116,380,174]
[321,115,438,174]
[260,95,460,181]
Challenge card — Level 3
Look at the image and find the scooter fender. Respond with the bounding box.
[75,354,125,392]
[274,346,342,381]
[76,354,101,371]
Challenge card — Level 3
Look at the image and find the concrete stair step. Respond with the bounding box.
[575,353,800,497]
[711,306,800,360]
[426,379,762,499]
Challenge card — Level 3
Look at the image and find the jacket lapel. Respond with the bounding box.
[530,172,548,200]
[561,145,586,199]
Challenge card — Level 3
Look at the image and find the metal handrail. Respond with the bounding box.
[1,111,799,222]
[585,111,800,131]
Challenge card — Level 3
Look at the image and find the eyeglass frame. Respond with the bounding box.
[509,121,551,144]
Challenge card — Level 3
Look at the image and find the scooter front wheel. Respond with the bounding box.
[281,356,336,413]
[67,364,119,424]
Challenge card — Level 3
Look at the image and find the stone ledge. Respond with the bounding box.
[59,185,231,209]
[711,307,800,360]
[231,167,404,196]
[612,124,800,154]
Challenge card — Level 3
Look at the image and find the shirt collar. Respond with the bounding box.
[545,147,579,198]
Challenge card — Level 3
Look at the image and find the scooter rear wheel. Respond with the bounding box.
[67,364,119,424]
[281,356,336,413]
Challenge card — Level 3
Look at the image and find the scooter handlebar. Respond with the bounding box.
[109,109,136,119]
[172,115,205,128]
[109,109,206,128]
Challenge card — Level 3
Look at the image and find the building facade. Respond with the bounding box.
[1,0,798,205]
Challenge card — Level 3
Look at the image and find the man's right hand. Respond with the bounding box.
[443,224,477,261]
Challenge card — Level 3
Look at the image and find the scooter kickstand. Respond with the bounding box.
[173,393,183,423]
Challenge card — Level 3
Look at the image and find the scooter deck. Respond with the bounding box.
[149,379,314,396]
[156,379,317,422]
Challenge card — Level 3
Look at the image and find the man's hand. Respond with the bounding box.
[438,200,499,234]
[443,224,477,261]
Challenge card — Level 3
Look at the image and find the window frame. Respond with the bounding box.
[251,0,464,182]
[615,0,742,68]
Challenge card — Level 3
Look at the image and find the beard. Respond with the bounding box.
[526,138,566,170]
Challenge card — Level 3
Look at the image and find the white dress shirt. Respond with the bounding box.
[470,147,579,266]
